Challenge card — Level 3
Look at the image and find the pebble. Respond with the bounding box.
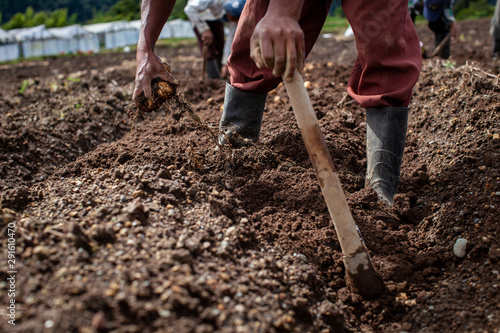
[55,267,69,279]
[453,238,468,258]
[159,309,171,318]
[132,190,144,198]
[33,245,50,259]
[225,226,236,237]
[91,312,106,330]
[234,304,246,313]
[115,169,125,179]
[157,169,171,180]
[218,240,230,254]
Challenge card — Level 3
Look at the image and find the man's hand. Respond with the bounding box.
[133,50,178,103]
[133,0,177,104]
[249,8,305,82]
[201,30,214,46]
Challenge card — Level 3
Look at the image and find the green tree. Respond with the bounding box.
[51,8,76,27]
[89,0,188,23]
[0,0,118,24]
[107,0,141,21]
[3,13,26,29]
[33,11,49,27]
[25,6,35,26]
[1,6,78,29]
[1,0,191,29]
[455,0,495,19]
[171,0,188,21]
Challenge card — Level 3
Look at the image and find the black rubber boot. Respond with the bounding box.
[493,39,500,60]
[219,83,267,148]
[206,59,221,79]
[366,107,409,205]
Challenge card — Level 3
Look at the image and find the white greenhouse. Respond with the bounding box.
[83,21,139,49]
[0,19,198,63]
[48,25,100,54]
[0,28,19,62]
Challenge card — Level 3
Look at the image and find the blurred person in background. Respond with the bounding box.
[423,0,459,59]
[408,0,423,23]
[184,0,228,78]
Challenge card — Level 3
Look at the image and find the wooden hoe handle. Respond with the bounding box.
[202,44,208,80]
[283,69,385,298]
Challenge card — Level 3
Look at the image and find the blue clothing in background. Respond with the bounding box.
[423,0,456,22]
[224,0,246,17]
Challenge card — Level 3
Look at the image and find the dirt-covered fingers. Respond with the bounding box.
[282,36,305,82]
[134,56,177,103]
[250,36,304,81]
[250,34,267,69]
[250,19,305,81]
[133,72,152,102]
[201,30,214,46]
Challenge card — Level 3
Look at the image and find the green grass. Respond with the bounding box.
[19,80,29,94]
[156,38,198,48]
[322,16,349,34]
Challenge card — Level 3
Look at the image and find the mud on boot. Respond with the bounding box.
[219,83,267,148]
[366,107,409,205]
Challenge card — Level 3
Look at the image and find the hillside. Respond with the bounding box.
[0,0,121,23]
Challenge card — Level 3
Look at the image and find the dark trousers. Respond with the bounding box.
[194,20,225,66]
[428,17,451,59]
[493,39,500,58]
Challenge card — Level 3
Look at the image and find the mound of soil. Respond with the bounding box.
[0,18,498,332]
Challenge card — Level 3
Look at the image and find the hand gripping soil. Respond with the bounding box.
[128,63,220,145]
[133,63,176,114]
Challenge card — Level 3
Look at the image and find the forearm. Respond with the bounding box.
[138,0,176,53]
[265,0,305,21]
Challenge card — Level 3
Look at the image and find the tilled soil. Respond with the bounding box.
[0,18,499,333]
